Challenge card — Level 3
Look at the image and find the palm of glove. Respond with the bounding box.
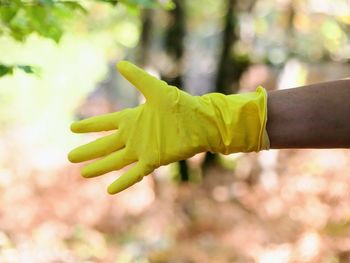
[68,61,213,194]
[122,90,209,167]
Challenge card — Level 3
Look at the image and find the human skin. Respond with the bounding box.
[266,79,350,149]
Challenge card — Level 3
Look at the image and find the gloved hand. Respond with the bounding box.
[68,61,270,194]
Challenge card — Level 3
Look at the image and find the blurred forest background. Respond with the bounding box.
[1,0,350,262]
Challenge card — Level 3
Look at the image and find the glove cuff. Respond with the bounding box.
[257,86,270,151]
[200,86,270,154]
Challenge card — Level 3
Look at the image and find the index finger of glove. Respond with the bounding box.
[70,111,122,133]
[116,61,165,101]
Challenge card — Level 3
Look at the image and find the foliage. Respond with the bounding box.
[0,0,86,76]
[0,0,172,43]
[0,64,39,77]
[0,0,173,77]
[0,0,86,42]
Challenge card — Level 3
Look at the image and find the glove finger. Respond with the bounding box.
[68,132,124,163]
[107,162,153,194]
[116,61,164,101]
[81,148,135,178]
[71,111,123,133]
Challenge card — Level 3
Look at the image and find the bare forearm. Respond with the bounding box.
[266,79,350,149]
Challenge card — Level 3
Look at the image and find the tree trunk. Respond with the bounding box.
[163,0,190,182]
[202,0,251,171]
[137,9,153,66]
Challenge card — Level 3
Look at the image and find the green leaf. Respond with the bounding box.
[25,5,63,42]
[125,0,159,8]
[8,8,32,42]
[119,0,173,9]
[17,65,35,74]
[0,7,18,23]
[60,1,87,13]
[0,64,40,78]
[163,0,175,10]
[95,0,118,5]
[0,65,14,77]
[39,0,54,6]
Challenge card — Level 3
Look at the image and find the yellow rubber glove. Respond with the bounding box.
[68,61,270,194]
